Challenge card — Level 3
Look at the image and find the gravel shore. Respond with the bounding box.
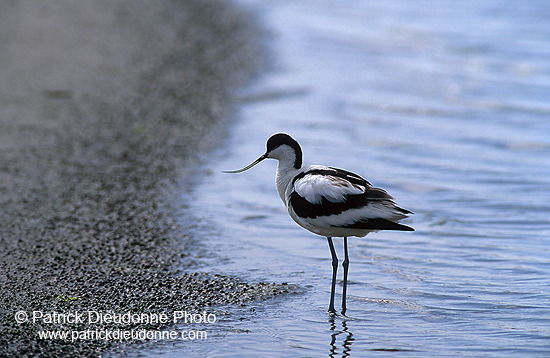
[0,1,287,356]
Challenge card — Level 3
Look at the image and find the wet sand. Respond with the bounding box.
[0,0,287,356]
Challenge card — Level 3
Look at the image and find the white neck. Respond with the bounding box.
[267,143,302,205]
[275,159,299,205]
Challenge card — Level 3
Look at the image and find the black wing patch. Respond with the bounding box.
[289,166,413,231]
[289,191,367,218]
[289,186,398,219]
[336,218,415,231]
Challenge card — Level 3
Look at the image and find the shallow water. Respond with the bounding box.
[156,0,550,356]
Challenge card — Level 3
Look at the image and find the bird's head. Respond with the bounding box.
[223,133,303,173]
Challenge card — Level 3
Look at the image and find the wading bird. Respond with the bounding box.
[224,133,414,315]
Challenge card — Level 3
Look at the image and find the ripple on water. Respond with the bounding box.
[166,0,550,357]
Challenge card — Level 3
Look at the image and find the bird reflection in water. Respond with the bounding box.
[328,317,354,357]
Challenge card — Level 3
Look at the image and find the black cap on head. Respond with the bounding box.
[266,133,302,169]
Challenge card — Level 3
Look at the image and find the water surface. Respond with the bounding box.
[162,0,550,356]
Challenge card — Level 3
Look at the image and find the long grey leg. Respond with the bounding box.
[341,237,350,315]
[327,237,338,314]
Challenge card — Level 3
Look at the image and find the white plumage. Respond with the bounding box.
[293,167,365,203]
[224,133,414,315]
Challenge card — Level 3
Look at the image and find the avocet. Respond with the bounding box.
[224,133,414,315]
